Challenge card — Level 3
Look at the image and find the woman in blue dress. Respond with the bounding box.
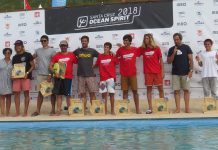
[0,48,13,116]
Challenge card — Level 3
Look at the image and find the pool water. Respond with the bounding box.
[0,119,218,150]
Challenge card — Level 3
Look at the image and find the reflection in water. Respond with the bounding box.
[0,120,218,150]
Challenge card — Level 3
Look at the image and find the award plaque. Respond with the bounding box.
[90,100,105,115]
[40,81,54,97]
[115,100,129,115]
[68,99,84,116]
[12,63,25,78]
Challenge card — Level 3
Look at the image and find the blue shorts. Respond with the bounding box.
[52,78,72,96]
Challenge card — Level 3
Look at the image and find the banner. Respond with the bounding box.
[46,1,173,34]
[0,0,218,100]
[52,0,67,7]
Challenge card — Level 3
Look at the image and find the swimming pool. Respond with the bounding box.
[0,118,218,150]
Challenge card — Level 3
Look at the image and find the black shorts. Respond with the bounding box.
[52,78,72,96]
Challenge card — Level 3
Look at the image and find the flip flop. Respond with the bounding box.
[146,110,152,114]
[31,112,39,117]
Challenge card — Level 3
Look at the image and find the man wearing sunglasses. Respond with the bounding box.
[31,35,57,116]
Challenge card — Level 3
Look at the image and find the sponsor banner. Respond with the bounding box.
[45,1,173,34]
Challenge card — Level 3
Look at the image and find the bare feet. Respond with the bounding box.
[49,111,56,116]
[111,111,115,115]
[23,113,28,117]
[185,110,191,113]
[55,111,61,116]
[174,109,180,113]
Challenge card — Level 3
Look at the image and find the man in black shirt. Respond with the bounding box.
[73,36,99,110]
[167,33,193,113]
[12,40,34,116]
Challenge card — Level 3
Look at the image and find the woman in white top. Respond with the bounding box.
[196,39,218,98]
[0,48,13,116]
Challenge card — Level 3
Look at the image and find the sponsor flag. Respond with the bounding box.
[24,0,32,10]
[52,0,67,7]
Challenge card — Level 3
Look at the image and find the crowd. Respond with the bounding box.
[0,33,217,117]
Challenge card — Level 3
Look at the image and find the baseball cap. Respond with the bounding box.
[59,40,68,45]
[14,40,23,45]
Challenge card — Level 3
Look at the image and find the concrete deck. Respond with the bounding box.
[1,98,218,122]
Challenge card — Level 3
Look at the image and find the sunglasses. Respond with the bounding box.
[4,52,11,54]
[40,40,47,43]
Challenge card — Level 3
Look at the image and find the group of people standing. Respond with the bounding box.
[0,32,217,117]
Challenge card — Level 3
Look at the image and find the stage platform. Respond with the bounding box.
[0,98,218,122]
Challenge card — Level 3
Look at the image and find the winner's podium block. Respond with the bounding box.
[154,98,169,114]
[203,97,217,113]
[90,100,105,115]
[68,99,84,116]
[40,81,53,97]
[115,100,129,115]
[12,63,25,78]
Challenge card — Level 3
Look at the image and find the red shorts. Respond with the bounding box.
[144,73,163,86]
[12,79,31,92]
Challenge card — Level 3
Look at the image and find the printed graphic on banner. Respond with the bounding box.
[45,1,173,34]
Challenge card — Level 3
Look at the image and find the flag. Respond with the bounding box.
[24,0,32,10]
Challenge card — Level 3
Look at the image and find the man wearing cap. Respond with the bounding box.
[31,35,57,116]
[12,40,35,116]
[49,40,77,116]
[73,36,99,110]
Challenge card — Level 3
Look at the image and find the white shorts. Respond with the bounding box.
[99,78,115,94]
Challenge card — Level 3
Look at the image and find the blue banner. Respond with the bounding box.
[52,0,67,7]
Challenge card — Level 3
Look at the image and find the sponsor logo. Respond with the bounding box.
[161,31,171,36]
[178,30,187,36]
[214,19,218,25]
[18,23,27,27]
[194,0,204,6]
[178,11,185,17]
[95,35,104,40]
[177,22,187,26]
[4,32,12,37]
[112,34,119,40]
[4,14,12,19]
[197,29,203,36]
[183,41,191,45]
[5,41,10,47]
[34,39,40,43]
[195,20,204,25]
[161,42,170,46]
[76,6,141,30]
[212,11,218,14]
[35,30,40,35]
[212,31,218,34]
[164,80,171,86]
[196,11,202,16]
[19,13,25,19]
[34,12,40,17]
[96,45,104,49]
[176,3,186,6]
[50,38,56,44]
[5,23,10,29]
[197,40,204,45]
[33,21,42,25]
[19,31,25,36]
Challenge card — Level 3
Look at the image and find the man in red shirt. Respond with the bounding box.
[95,42,118,114]
[116,34,140,114]
[50,40,77,116]
[139,33,164,114]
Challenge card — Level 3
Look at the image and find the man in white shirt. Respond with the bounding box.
[196,39,218,98]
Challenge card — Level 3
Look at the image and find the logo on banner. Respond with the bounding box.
[50,38,56,44]
[177,22,187,26]
[4,32,12,37]
[19,13,25,19]
[194,1,204,6]
[96,45,104,49]
[18,23,27,27]
[161,31,170,37]
[195,20,204,25]
[214,19,218,25]
[34,12,40,17]
[197,30,203,36]
[197,40,204,45]
[213,31,218,35]
[33,21,42,25]
[176,3,186,6]
[178,11,185,18]
[212,11,218,14]
[4,14,12,19]
[5,41,10,47]
[5,23,10,29]
[76,6,141,30]
[95,35,104,40]
[179,30,187,36]
[164,80,171,86]
[19,31,26,36]
[34,39,40,43]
